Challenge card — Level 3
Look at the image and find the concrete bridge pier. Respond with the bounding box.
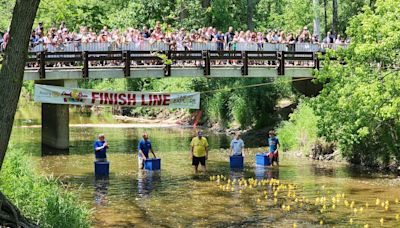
[35,80,78,155]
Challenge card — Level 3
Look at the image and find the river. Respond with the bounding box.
[9,105,400,227]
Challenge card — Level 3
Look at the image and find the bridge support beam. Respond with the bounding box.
[35,80,78,155]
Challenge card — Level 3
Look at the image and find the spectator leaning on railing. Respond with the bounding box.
[2,30,10,50]
[6,21,349,54]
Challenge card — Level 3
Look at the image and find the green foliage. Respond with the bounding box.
[277,102,319,155]
[79,78,127,91]
[311,0,400,167]
[0,148,91,228]
[35,0,128,31]
[0,0,375,35]
[0,0,14,32]
[191,77,289,128]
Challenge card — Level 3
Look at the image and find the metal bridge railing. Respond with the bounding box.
[24,41,348,54]
[25,50,325,79]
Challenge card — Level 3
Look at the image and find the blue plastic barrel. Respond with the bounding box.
[94,161,110,176]
[256,153,271,166]
[230,156,244,169]
[144,158,161,170]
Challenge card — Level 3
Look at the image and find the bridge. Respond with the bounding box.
[19,42,341,154]
[23,42,344,80]
[25,50,319,80]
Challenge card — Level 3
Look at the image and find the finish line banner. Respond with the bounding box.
[34,84,200,109]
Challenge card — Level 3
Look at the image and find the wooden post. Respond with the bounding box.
[314,53,320,70]
[203,51,210,76]
[82,51,89,78]
[279,51,285,76]
[164,51,171,77]
[124,51,131,77]
[241,51,248,76]
[38,51,45,79]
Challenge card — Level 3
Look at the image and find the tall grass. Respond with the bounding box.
[277,102,319,156]
[0,148,91,228]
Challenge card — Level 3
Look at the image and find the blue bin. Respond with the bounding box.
[256,153,271,166]
[230,156,244,169]
[144,158,161,170]
[94,161,110,176]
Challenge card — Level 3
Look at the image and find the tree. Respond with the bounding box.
[312,0,400,167]
[0,0,40,225]
[247,0,255,30]
[332,0,338,35]
[0,0,14,32]
[313,0,321,39]
[323,0,327,34]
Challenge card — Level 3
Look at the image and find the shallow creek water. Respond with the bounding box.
[10,106,400,227]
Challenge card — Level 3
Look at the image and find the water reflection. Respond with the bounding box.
[310,163,337,177]
[94,176,109,206]
[229,170,245,180]
[41,144,69,156]
[255,166,279,180]
[137,170,161,198]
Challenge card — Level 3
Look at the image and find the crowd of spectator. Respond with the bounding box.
[1,21,349,52]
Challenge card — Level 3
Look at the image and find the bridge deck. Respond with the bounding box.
[24,66,313,80]
[23,50,320,80]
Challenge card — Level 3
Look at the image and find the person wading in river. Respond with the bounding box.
[190,130,209,174]
[138,132,157,169]
[268,130,280,166]
[230,132,245,157]
[94,134,109,162]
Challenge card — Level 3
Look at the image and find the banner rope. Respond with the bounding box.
[199,77,314,94]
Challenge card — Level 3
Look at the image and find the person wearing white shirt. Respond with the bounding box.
[230,132,245,157]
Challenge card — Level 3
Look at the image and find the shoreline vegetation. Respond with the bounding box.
[0,148,91,227]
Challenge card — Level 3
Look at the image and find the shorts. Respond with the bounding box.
[138,156,148,169]
[269,151,279,163]
[232,153,242,157]
[192,156,206,166]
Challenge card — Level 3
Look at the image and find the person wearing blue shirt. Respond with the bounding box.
[268,130,280,166]
[138,132,157,169]
[94,134,109,162]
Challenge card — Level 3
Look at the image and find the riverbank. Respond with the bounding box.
[0,148,91,227]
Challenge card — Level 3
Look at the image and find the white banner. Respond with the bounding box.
[34,84,200,109]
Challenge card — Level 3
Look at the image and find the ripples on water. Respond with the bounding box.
[10,123,400,227]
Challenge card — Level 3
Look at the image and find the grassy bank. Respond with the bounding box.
[0,147,91,228]
[277,102,319,156]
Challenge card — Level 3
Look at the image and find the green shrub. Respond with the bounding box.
[0,148,91,228]
[277,102,319,155]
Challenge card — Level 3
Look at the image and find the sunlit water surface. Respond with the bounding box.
[10,107,400,227]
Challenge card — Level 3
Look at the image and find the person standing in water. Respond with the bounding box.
[268,130,280,166]
[230,132,245,157]
[190,130,209,174]
[94,134,109,162]
[138,132,157,169]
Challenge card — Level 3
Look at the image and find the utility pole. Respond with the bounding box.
[313,0,321,40]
